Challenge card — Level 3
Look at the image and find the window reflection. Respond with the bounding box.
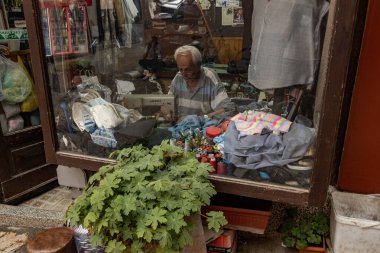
[0,1,40,135]
[38,0,329,189]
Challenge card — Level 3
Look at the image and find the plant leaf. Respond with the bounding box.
[296,239,308,249]
[105,239,126,253]
[154,228,172,249]
[206,211,228,232]
[177,228,192,248]
[83,212,97,228]
[131,240,144,253]
[145,207,168,230]
[121,195,138,216]
[282,235,296,248]
[97,218,108,233]
[89,189,106,212]
[166,212,187,234]
[89,234,103,248]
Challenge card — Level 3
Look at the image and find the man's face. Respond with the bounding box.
[176,53,201,82]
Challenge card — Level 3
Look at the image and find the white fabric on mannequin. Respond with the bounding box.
[248,0,329,90]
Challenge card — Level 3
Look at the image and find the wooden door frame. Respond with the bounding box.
[338,0,380,194]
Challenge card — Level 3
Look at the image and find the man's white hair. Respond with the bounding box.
[174,45,202,65]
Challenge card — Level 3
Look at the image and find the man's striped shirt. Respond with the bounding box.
[169,67,234,118]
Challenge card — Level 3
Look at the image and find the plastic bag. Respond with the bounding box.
[18,56,39,112]
[78,70,112,102]
[7,115,24,132]
[1,101,20,119]
[0,55,32,104]
[72,102,96,133]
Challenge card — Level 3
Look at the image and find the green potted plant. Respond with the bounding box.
[65,141,227,253]
[279,209,329,253]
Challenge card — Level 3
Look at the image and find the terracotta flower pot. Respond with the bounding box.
[298,238,325,253]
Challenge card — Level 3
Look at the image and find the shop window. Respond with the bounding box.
[38,0,328,189]
[26,0,364,205]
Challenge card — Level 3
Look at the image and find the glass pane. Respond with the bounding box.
[38,0,329,190]
[0,0,41,135]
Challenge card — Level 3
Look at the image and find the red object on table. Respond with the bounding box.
[221,120,231,132]
[206,127,223,138]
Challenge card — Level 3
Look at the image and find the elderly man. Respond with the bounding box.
[168,45,234,121]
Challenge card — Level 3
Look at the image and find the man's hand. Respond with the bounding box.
[159,106,173,122]
[206,108,225,118]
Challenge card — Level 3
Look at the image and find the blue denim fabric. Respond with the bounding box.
[224,121,314,169]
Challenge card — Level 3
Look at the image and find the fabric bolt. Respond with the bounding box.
[248,0,329,89]
[169,67,235,118]
[224,121,314,170]
[231,111,292,136]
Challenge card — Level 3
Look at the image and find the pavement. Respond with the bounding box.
[0,187,69,252]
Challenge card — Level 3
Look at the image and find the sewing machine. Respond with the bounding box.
[118,94,176,121]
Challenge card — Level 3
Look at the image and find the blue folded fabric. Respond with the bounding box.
[168,115,219,139]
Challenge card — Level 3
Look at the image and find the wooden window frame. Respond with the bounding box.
[24,0,367,206]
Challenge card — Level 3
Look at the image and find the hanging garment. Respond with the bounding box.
[113,0,139,48]
[114,0,126,28]
[248,0,329,89]
[95,6,119,75]
[118,0,138,48]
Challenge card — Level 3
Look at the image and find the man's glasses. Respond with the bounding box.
[178,68,195,74]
